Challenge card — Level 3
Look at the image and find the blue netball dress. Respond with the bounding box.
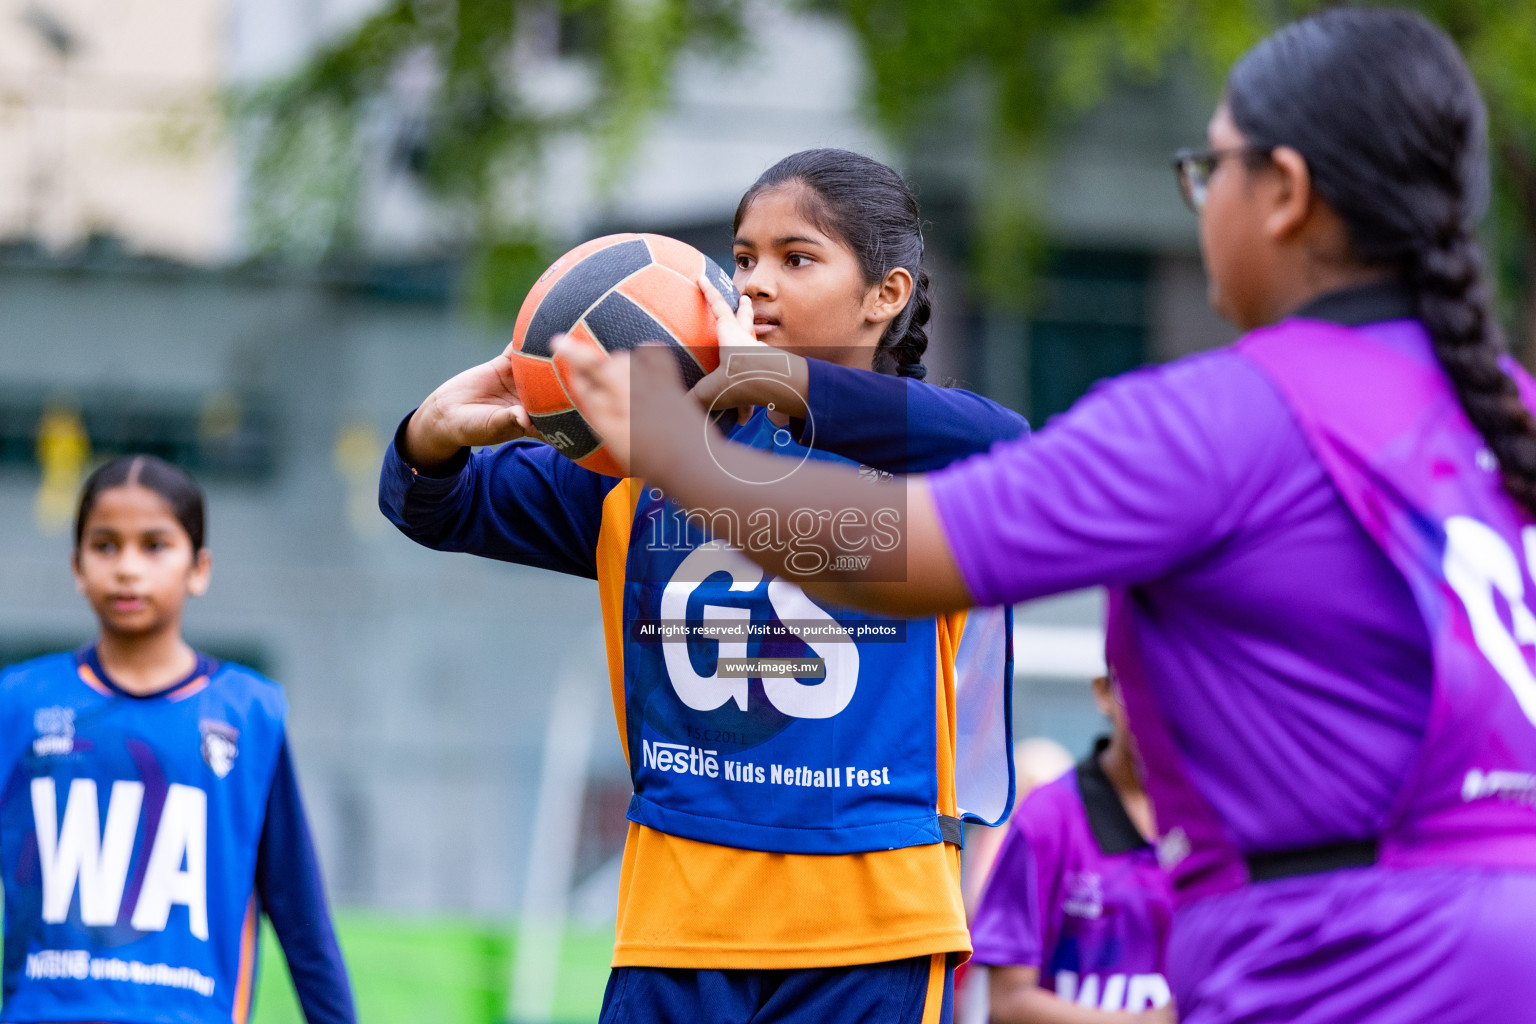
[0,648,354,1024]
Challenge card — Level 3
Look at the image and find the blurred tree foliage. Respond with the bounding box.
[827,0,1269,306]
[241,0,748,320]
[248,0,1536,349]
[835,0,1536,349]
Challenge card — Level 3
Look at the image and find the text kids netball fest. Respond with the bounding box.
[5,4,1536,1024]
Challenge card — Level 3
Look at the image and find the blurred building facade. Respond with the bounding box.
[0,0,236,259]
[0,0,1230,918]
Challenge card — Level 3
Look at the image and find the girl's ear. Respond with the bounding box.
[188,549,213,598]
[71,552,85,596]
[864,266,914,327]
[1263,145,1313,242]
[1090,674,1114,717]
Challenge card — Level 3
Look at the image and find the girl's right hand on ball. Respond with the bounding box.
[403,340,539,471]
[691,276,810,420]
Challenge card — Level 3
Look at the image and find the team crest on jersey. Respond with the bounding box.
[1062,871,1104,919]
[199,720,239,778]
[32,706,75,756]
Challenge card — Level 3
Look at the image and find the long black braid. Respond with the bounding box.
[1228,8,1536,514]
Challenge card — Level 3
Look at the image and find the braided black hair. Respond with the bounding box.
[733,149,930,380]
[1228,8,1536,514]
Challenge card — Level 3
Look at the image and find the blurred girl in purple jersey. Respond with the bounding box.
[560,7,1536,1022]
[974,673,1172,1024]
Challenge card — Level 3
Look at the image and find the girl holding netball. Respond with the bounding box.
[383,148,1025,1023]
[0,455,354,1024]
[565,9,1536,1023]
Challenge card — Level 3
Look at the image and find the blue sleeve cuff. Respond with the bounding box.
[375,408,611,576]
[378,412,473,530]
[391,410,470,478]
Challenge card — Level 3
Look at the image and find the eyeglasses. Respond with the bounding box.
[1171,146,1271,213]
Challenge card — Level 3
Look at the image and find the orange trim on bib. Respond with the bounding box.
[75,664,113,697]
[597,479,644,768]
[935,610,966,818]
[231,896,259,1023]
[165,676,209,702]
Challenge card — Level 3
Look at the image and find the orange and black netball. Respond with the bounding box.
[510,233,737,477]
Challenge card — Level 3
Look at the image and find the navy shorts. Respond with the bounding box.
[598,954,954,1024]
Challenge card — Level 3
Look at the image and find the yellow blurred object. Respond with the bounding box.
[334,421,384,537]
[34,406,91,535]
[199,391,243,442]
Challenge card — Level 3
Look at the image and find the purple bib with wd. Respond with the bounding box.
[972,747,1172,1011]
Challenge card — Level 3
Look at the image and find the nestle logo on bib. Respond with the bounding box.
[642,740,719,779]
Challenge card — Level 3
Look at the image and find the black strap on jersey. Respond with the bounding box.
[939,814,965,848]
[1246,839,1378,882]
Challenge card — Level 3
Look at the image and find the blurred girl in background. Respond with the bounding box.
[954,736,1073,1024]
[973,674,1171,1023]
[0,455,354,1024]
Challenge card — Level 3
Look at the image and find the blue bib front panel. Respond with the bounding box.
[0,653,286,1024]
[622,411,943,854]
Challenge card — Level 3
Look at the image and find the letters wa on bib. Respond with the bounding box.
[0,649,352,1024]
